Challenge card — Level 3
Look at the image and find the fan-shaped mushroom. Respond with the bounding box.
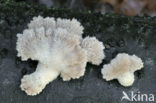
[101,53,144,87]
[16,16,105,96]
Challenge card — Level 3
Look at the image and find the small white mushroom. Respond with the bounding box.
[16,16,105,96]
[101,53,144,87]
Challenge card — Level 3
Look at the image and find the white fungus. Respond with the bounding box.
[81,37,105,65]
[101,53,144,87]
[16,16,105,96]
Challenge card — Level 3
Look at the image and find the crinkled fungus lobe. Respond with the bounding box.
[81,37,105,65]
[16,16,105,96]
[101,53,144,87]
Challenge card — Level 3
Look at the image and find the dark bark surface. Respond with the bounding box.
[0,1,156,103]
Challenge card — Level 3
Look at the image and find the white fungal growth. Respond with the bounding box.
[56,18,84,37]
[81,37,105,65]
[16,16,105,96]
[20,63,59,95]
[101,53,144,87]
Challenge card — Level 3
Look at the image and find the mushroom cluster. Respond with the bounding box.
[16,16,105,96]
[101,53,144,87]
[16,16,144,96]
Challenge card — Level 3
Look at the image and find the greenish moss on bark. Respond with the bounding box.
[0,1,156,103]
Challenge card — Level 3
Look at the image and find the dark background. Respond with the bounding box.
[0,0,156,103]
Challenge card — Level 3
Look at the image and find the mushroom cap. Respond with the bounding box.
[16,16,87,80]
[81,36,105,65]
[101,53,143,81]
